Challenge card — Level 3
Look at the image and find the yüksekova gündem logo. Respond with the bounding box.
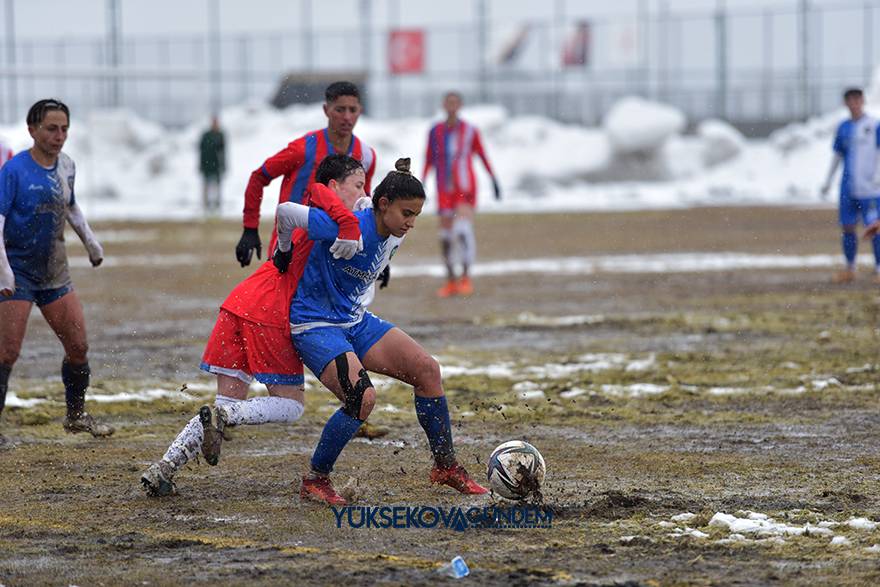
[331,505,552,531]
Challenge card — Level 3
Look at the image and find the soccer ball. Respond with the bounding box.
[486,440,546,500]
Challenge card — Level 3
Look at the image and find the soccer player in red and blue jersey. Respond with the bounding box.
[235,81,377,267]
[141,155,364,497]
[423,91,500,298]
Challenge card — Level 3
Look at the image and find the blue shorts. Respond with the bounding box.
[292,312,395,378]
[839,194,880,226]
[0,280,71,307]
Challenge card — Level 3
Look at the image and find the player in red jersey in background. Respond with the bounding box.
[423,91,500,298]
[235,80,386,439]
[235,80,377,266]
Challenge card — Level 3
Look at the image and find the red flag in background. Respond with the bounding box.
[562,21,591,67]
[389,29,425,74]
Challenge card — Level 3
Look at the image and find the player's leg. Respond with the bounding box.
[436,193,459,297]
[141,375,245,497]
[358,318,486,495]
[0,298,32,444]
[451,201,476,295]
[142,310,250,496]
[39,289,114,437]
[212,322,306,428]
[862,198,880,282]
[836,194,859,283]
[294,327,375,504]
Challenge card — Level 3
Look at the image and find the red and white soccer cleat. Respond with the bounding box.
[456,276,474,296]
[300,475,348,505]
[436,280,458,298]
[430,463,489,495]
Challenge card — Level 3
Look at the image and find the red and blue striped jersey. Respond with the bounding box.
[423,119,494,196]
[243,128,376,229]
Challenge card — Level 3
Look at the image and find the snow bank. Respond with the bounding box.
[1,80,871,220]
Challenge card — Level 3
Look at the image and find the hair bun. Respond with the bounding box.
[394,158,412,174]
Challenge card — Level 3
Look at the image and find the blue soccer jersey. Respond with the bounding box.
[833,115,880,199]
[290,207,403,333]
[0,151,77,288]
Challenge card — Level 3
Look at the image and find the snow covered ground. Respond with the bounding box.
[2,77,873,221]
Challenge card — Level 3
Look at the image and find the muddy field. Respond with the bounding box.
[3,207,880,586]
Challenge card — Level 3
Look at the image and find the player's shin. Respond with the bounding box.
[452,218,476,275]
[0,363,10,420]
[62,360,89,419]
[871,234,880,270]
[309,408,363,476]
[162,414,204,472]
[843,232,858,268]
[414,395,456,468]
[221,396,304,425]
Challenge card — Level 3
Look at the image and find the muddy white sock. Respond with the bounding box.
[162,414,203,472]
[220,396,304,426]
[452,218,476,269]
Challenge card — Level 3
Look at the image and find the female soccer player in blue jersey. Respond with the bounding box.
[0,99,113,442]
[275,158,487,505]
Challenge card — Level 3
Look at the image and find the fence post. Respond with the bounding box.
[715,0,727,120]
[5,0,16,123]
[798,0,809,120]
[106,0,121,108]
[864,1,873,88]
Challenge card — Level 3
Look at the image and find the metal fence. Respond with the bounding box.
[0,0,877,133]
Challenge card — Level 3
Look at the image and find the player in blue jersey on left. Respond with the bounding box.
[273,158,488,505]
[0,99,114,443]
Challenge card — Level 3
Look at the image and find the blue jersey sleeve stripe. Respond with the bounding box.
[261,164,271,179]
[288,133,317,204]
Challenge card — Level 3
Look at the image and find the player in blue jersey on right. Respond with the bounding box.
[821,87,880,284]
[274,158,488,505]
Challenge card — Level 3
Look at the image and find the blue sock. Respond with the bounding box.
[843,232,857,267]
[309,408,363,475]
[414,395,456,468]
[872,235,880,269]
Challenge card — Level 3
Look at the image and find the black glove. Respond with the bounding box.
[492,178,502,201]
[273,247,293,273]
[235,227,261,267]
[378,265,390,289]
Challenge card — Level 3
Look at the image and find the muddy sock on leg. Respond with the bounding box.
[309,408,363,476]
[0,364,10,420]
[62,360,89,419]
[414,395,456,468]
[161,414,204,472]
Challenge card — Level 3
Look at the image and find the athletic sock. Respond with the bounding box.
[222,396,304,425]
[871,235,880,269]
[0,364,11,419]
[414,395,456,468]
[452,218,476,275]
[843,232,858,268]
[439,229,455,281]
[309,408,363,476]
[162,414,203,472]
[62,360,89,419]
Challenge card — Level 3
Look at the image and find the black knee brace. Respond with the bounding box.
[334,354,373,419]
